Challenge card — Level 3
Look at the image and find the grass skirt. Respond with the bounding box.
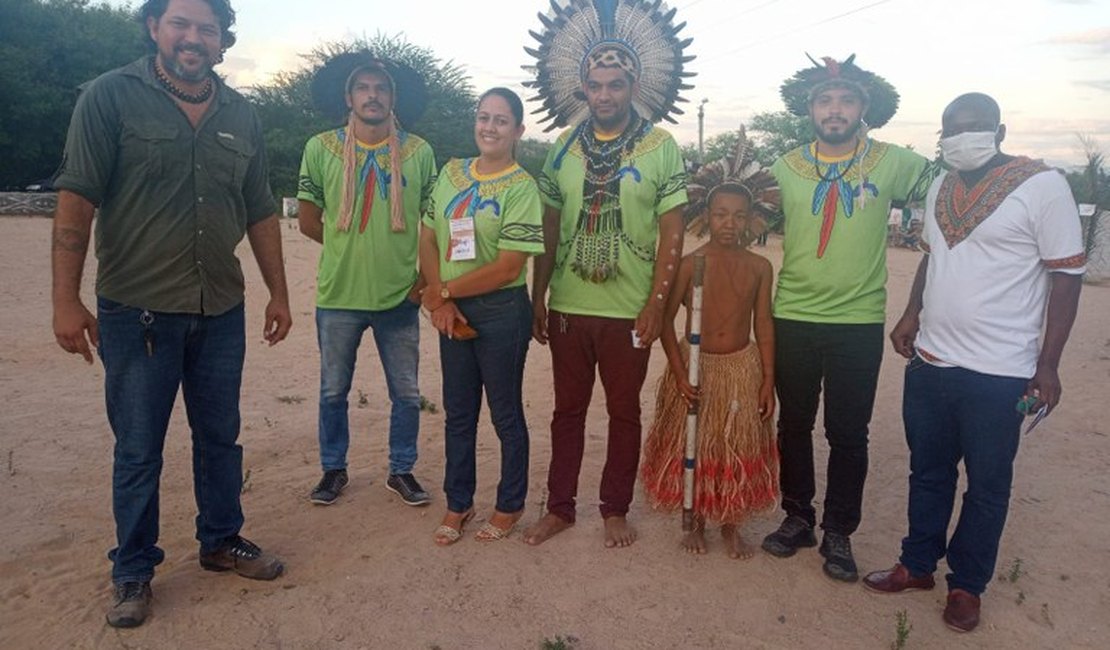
[640,343,779,525]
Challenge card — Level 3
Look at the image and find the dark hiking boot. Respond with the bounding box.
[761,515,817,558]
[819,532,859,582]
[106,581,152,628]
[200,536,284,580]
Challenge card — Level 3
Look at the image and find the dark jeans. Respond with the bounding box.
[439,286,532,514]
[774,318,884,536]
[98,297,246,584]
[546,311,651,522]
[899,357,1025,596]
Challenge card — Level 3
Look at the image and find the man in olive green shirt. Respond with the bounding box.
[51,0,290,629]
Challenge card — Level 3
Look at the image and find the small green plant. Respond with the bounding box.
[1004,557,1025,584]
[357,389,369,408]
[540,635,578,650]
[890,609,911,650]
[276,395,305,404]
[419,395,439,414]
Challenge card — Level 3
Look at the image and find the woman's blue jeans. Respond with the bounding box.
[438,286,532,514]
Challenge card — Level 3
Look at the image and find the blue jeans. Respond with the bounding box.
[899,356,1025,596]
[439,286,532,513]
[98,297,246,584]
[316,300,420,474]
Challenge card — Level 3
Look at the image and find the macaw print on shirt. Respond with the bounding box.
[783,139,890,258]
[335,129,410,233]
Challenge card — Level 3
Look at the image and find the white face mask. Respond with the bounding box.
[940,130,998,171]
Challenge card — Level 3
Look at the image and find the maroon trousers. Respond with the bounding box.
[546,310,651,522]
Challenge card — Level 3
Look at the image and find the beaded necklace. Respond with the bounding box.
[567,112,651,282]
[812,137,861,184]
[153,60,214,104]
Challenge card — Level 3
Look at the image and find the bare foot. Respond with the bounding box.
[721,524,755,559]
[603,516,637,548]
[681,527,707,554]
[522,513,573,546]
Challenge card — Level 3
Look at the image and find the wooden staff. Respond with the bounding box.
[682,254,706,532]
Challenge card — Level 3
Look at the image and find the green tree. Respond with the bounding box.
[248,34,476,198]
[516,138,550,179]
[0,0,147,188]
[684,112,814,170]
[747,111,814,163]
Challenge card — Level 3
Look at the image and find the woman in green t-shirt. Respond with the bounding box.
[418,88,545,545]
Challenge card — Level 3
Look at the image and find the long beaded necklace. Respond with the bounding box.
[153,60,214,104]
[809,136,866,258]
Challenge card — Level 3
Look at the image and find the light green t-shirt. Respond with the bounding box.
[297,129,436,311]
[538,123,688,319]
[422,159,544,286]
[771,139,929,323]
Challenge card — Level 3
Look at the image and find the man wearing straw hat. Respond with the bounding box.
[296,51,437,508]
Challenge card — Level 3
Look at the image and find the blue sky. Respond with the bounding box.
[124,0,1109,167]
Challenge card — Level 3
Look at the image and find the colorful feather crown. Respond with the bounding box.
[684,127,780,240]
[780,54,900,129]
[522,0,696,132]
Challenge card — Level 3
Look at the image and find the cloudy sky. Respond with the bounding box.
[130,0,1109,167]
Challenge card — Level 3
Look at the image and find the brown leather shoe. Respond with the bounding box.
[943,589,981,632]
[863,564,936,593]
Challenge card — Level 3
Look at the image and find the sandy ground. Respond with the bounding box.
[1,216,1108,650]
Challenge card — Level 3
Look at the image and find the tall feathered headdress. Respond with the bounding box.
[684,127,780,242]
[522,0,696,132]
[779,54,899,129]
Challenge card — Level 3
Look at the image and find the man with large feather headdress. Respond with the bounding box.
[760,55,936,583]
[520,0,693,548]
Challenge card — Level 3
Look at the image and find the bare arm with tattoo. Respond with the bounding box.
[52,190,98,363]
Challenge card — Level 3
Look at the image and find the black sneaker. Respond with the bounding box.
[199,536,284,580]
[106,581,152,628]
[761,515,817,557]
[310,469,349,505]
[386,473,431,506]
[819,532,859,582]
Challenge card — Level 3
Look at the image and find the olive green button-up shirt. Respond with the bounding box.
[56,56,276,315]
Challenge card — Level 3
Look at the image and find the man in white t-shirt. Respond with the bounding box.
[861,93,1085,633]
